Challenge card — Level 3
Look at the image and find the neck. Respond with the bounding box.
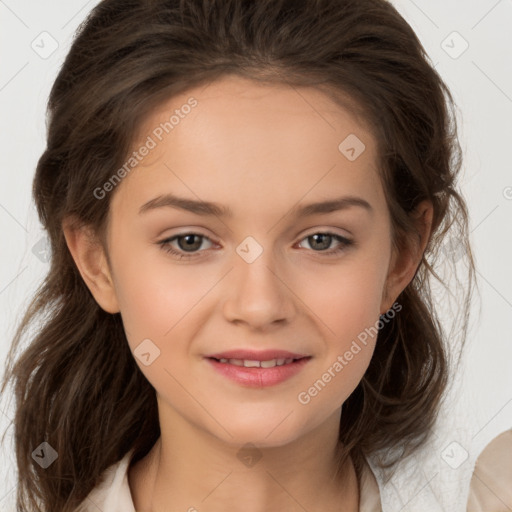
[129,406,359,512]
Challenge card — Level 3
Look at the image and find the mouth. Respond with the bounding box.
[206,349,310,367]
[205,350,312,387]
[208,356,308,368]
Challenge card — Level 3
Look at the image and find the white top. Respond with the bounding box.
[75,448,381,512]
[74,430,512,512]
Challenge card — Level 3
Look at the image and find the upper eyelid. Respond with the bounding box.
[160,228,351,242]
[160,229,352,249]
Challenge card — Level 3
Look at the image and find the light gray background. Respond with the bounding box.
[1,0,511,508]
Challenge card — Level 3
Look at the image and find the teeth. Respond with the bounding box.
[216,358,298,367]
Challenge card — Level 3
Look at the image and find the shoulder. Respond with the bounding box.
[359,457,382,512]
[467,429,512,512]
[74,450,136,512]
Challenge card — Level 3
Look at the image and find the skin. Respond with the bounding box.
[63,74,433,512]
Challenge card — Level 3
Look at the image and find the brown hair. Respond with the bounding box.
[1,0,476,510]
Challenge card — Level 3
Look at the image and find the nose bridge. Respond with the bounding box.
[222,235,295,326]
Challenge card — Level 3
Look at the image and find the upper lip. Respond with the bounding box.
[206,349,310,361]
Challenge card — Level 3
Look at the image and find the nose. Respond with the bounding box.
[222,247,297,329]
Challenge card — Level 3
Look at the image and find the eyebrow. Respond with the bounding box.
[138,193,373,218]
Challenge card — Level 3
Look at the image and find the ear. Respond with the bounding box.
[380,200,433,314]
[62,216,120,314]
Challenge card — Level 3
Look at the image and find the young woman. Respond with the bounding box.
[2,0,510,511]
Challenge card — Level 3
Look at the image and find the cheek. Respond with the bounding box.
[111,255,206,408]
[112,249,212,347]
[300,257,387,339]
[297,312,378,421]
[294,260,386,406]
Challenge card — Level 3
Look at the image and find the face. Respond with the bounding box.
[99,75,399,447]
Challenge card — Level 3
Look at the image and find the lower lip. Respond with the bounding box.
[206,357,311,388]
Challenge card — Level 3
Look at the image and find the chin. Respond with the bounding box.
[205,410,314,449]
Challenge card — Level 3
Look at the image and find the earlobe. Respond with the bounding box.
[380,246,413,315]
[62,217,120,314]
[380,200,434,315]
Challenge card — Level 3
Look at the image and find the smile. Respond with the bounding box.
[214,357,299,367]
[205,350,311,387]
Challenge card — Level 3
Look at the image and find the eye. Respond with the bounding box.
[157,231,354,261]
[158,233,215,260]
[296,232,354,256]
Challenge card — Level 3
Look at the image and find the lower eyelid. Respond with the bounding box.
[159,233,215,251]
[159,232,352,258]
[297,233,353,252]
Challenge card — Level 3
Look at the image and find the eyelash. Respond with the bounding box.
[157,231,354,260]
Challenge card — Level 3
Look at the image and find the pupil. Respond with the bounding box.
[311,234,331,250]
[180,235,201,252]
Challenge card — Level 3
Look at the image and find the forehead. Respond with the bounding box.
[135,74,375,152]
[110,75,383,219]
